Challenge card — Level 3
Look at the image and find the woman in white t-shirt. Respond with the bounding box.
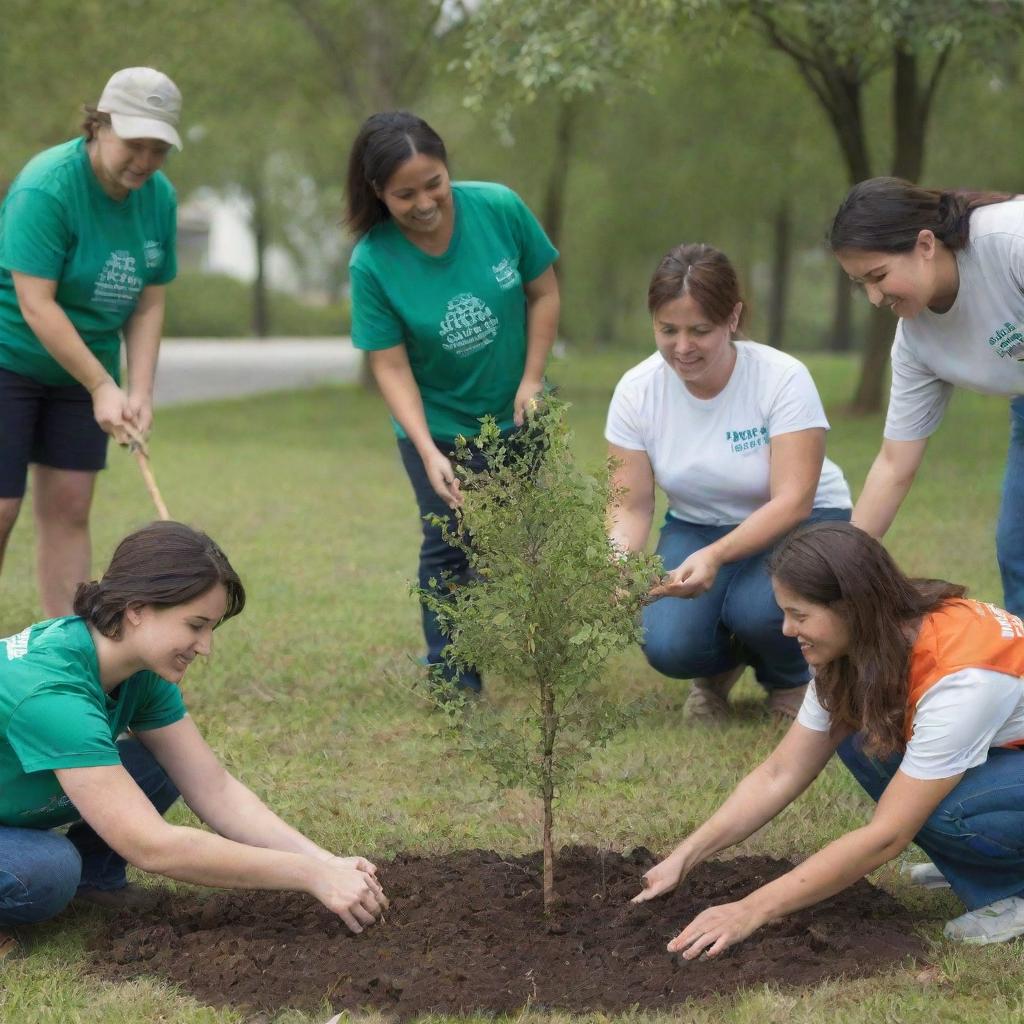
[634,521,1024,952]
[830,177,1024,613]
[606,243,851,719]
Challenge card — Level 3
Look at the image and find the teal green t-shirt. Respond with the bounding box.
[0,617,187,828]
[349,181,558,441]
[0,137,178,386]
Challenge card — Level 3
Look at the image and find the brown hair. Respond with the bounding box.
[81,105,112,142]
[768,522,966,757]
[74,521,246,639]
[829,177,1013,254]
[345,111,448,238]
[647,243,744,328]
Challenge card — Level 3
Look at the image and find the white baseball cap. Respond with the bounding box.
[97,67,183,151]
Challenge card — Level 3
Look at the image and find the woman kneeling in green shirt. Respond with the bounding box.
[0,521,386,957]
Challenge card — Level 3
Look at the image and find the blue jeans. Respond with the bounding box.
[398,436,495,692]
[996,396,1024,616]
[0,738,179,926]
[839,734,1024,910]
[642,507,851,691]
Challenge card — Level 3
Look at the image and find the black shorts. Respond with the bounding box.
[0,367,108,498]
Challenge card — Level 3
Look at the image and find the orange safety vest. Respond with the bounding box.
[905,598,1024,747]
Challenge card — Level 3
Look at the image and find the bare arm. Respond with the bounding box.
[122,284,166,438]
[651,428,826,599]
[669,767,962,958]
[12,271,141,446]
[367,344,461,508]
[852,437,930,538]
[514,266,560,425]
[607,444,656,554]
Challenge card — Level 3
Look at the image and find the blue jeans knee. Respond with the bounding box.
[0,830,81,926]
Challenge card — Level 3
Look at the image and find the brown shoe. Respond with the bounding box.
[683,666,744,722]
[0,930,18,962]
[74,883,163,913]
[767,684,807,720]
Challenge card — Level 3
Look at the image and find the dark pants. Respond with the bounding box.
[0,738,179,926]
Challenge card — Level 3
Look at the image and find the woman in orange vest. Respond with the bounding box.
[634,521,1024,951]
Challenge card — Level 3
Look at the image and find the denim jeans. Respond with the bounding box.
[397,436,495,692]
[996,396,1024,616]
[839,734,1024,910]
[641,507,851,691]
[0,738,179,926]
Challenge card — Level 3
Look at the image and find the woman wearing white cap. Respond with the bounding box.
[0,68,182,616]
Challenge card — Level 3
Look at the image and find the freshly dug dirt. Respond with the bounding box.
[92,847,924,1017]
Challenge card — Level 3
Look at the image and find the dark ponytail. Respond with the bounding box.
[74,521,245,639]
[829,177,1013,254]
[344,111,448,238]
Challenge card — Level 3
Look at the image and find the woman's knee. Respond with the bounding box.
[642,622,726,679]
[0,835,81,926]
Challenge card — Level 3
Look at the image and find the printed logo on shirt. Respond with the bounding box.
[3,627,30,660]
[491,257,520,291]
[725,425,769,454]
[22,793,72,818]
[987,321,1024,360]
[981,601,1024,639]
[439,293,499,357]
[92,250,144,311]
[143,239,165,269]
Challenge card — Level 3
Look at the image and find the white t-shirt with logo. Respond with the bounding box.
[605,341,852,525]
[885,200,1024,441]
[798,671,1024,780]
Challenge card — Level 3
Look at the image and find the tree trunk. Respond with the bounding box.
[766,198,792,350]
[849,305,894,413]
[250,169,270,339]
[542,100,578,266]
[540,679,557,913]
[829,266,854,352]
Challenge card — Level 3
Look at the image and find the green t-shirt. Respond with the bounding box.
[349,181,558,441]
[0,137,178,387]
[0,616,187,828]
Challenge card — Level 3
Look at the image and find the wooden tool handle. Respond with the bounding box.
[133,448,171,521]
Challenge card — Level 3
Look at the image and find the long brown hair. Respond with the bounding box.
[768,522,966,756]
[74,521,246,639]
[829,176,1013,254]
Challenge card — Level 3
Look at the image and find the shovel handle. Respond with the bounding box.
[133,447,171,521]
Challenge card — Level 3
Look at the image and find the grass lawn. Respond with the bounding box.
[1,347,1022,1023]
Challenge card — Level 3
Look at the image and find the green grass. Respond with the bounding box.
[0,349,1018,1022]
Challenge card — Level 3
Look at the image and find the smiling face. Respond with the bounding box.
[653,293,741,398]
[90,126,171,199]
[773,580,851,668]
[835,231,951,318]
[124,584,228,683]
[376,151,452,238]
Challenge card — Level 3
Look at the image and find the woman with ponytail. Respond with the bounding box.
[829,177,1024,612]
[0,522,385,958]
[634,521,1024,953]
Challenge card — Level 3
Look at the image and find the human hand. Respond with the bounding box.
[91,380,145,448]
[126,392,154,439]
[513,376,544,427]
[632,852,688,904]
[422,448,462,509]
[308,857,388,934]
[666,899,764,959]
[650,547,722,599]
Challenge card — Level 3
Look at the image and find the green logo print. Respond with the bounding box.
[725,425,769,453]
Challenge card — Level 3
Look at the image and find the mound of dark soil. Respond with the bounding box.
[92,847,924,1017]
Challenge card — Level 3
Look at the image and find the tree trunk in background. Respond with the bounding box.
[542,100,578,273]
[829,266,854,352]
[250,167,270,338]
[766,198,791,349]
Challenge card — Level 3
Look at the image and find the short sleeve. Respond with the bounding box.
[506,189,558,283]
[0,188,71,280]
[152,189,178,286]
[349,262,404,350]
[605,378,647,451]
[883,327,953,441]
[7,690,119,772]
[900,669,1022,780]
[128,673,187,732]
[795,679,831,732]
[765,360,830,438]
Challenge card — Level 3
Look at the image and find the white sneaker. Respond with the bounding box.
[944,896,1024,944]
[901,861,951,890]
